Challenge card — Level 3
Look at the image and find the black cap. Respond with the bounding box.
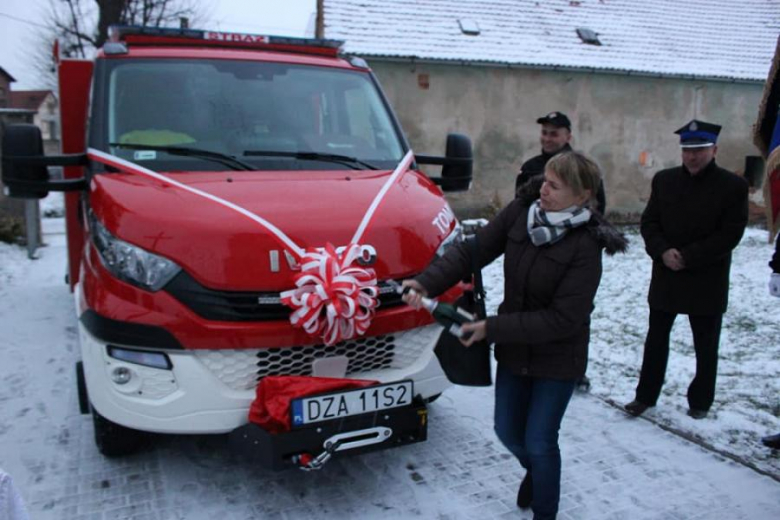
[536,111,571,130]
[674,119,721,148]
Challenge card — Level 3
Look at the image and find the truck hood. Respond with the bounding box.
[89,169,455,290]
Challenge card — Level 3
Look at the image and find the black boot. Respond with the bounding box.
[516,471,533,509]
[687,408,708,420]
[624,400,652,417]
[762,433,780,449]
[576,374,591,393]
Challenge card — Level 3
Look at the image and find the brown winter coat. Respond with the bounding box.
[416,179,627,380]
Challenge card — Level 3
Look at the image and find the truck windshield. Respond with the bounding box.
[100,59,406,171]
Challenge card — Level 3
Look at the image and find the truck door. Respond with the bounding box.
[58,59,93,290]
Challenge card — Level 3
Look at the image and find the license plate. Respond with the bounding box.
[291,381,414,427]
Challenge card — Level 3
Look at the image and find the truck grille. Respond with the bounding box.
[193,325,440,391]
[165,271,404,321]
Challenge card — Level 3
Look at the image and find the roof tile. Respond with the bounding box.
[323,0,780,81]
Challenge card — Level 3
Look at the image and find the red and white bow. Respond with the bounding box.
[280,243,379,346]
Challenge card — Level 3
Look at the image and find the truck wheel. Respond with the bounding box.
[91,406,145,457]
[75,362,89,415]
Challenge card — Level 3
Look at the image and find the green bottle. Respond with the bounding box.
[420,296,476,338]
[390,281,475,338]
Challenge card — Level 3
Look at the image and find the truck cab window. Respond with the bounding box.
[101,60,405,171]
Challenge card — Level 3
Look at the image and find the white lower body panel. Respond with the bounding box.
[77,294,450,434]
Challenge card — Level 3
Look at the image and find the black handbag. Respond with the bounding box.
[433,236,492,386]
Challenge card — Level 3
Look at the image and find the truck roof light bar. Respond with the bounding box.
[103,42,128,55]
[107,25,345,57]
[348,56,369,69]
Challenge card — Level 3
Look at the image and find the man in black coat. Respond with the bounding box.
[516,111,606,215]
[625,120,748,419]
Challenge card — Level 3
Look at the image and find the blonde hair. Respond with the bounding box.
[546,151,601,205]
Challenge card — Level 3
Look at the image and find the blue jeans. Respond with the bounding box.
[494,365,576,520]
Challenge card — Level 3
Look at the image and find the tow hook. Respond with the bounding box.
[293,439,341,471]
[293,426,393,471]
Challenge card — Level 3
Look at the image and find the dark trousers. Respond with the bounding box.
[494,365,576,520]
[635,308,723,411]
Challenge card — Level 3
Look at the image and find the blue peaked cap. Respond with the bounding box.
[675,120,721,148]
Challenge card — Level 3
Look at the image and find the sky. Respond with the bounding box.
[0,0,317,90]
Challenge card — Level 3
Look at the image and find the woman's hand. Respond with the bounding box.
[401,279,428,310]
[459,320,487,347]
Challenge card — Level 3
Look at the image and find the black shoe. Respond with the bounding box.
[761,433,780,449]
[687,408,708,419]
[516,472,533,509]
[576,375,591,393]
[624,400,651,417]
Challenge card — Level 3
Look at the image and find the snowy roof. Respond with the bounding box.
[323,0,780,82]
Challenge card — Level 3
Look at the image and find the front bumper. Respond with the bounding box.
[230,399,428,471]
[77,285,450,435]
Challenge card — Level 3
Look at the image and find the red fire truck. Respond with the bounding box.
[1,26,473,470]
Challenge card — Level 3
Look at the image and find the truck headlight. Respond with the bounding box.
[108,346,172,370]
[90,215,181,291]
[435,222,463,258]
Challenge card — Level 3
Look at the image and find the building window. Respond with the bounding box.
[458,19,480,36]
[744,155,764,188]
[45,120,59,140]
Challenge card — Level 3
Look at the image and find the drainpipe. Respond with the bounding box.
[316,0,324,39]
[24,200,39,260]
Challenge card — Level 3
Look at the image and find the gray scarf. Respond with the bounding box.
[527,200,592,246]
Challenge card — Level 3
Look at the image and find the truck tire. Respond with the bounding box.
[91,406,145,457]
[75,362,89,415]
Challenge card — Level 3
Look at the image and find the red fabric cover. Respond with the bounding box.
[248,375,378,433]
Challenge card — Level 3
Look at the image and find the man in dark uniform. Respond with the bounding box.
[625,120,748,419]
[516,111,606,215]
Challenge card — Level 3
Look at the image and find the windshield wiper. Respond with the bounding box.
[109,143,255,171]
[242,150,380,170]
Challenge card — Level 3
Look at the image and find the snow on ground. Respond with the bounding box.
[39,192,65,218]
[481,225,780,477]
[2,210,776,480]
[0,206,779,518]
[0,230,28,289]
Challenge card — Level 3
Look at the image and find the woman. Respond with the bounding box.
[403,152,627,519]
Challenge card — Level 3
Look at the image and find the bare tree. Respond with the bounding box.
[30,0,206,86]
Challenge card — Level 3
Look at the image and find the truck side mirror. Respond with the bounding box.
[1,124,88,198]
[2,124,50,199]
[415,133,474,192]
[440,133,473,192]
